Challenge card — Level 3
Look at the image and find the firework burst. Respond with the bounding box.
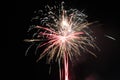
[25,2,99,80]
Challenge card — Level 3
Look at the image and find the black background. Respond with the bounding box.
[9,0,120,80]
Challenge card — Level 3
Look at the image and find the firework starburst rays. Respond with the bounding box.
[25,2,99,80]
[25,4,97,62]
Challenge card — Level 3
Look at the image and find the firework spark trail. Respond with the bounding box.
[25,2,99,80]
[64,52,69,80]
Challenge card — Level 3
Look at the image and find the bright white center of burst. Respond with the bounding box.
[61,19,72,33]
[59,19,73,43]
[59,36,67,43]
[61,20,69,27]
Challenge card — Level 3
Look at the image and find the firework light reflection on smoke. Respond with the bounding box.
[24,1,100,80]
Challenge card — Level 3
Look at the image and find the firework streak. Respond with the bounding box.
[25,2,99,80]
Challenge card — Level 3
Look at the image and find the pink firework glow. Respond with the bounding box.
[64,53,69,80]
[25,2,99,80]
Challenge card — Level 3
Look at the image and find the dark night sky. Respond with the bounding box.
[9,0,120,80]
